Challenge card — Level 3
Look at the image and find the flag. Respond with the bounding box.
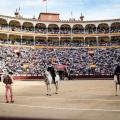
[42,0,48,12]
[42,0,47,2]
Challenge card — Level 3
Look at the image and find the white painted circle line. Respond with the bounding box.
[14,96,120,102]
[1,103,120,112]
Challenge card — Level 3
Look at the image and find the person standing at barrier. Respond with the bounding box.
[1,72,14,103]
[114,64,120,84]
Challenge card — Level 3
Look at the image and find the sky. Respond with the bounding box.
[0,0,120,21]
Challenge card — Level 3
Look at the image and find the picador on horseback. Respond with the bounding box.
[44,54,69,96]
[44,59,60,96]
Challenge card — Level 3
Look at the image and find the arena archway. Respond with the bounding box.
[111,22,120,33]
[0,33,7,44]
[0,18,8,27]
[72,24,84,34]
[97,23,109,33]
[85,37,97,46]
[85,24,96,34]
[98,37,110,46]
[48,24,59,34]
[47,37,59,46]
[60,37,71,46]
[9,20,21,31]
[60,24,71,34]
[22,36,34,45]
[35,37,47,46]
[22,22,34,32]
[111,36,120,45]
[72,37,84,47]
[9,35,21,45]
[35,23,46,33]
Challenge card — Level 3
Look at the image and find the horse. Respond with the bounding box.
[114,74,120,96]
[44,66,60,96]
[54,64,69,80]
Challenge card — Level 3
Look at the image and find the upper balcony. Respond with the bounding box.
[0,14,120,37]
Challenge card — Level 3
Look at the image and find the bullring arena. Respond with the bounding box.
[0,79,120,120]
[0,4,120,120]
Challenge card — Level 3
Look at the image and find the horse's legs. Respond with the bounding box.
[115,83,118,96]
[46,84,51,96]
[46,84,50,95]
[55,82,59,94]
[5,85,9,102]
[49,84,52,95]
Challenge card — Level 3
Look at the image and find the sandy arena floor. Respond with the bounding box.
[0,79,120,120]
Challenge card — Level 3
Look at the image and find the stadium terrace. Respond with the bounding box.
[0,11,120,80]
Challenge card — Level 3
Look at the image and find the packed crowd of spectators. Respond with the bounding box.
[0,37,120,47]
[0,46,119,76]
